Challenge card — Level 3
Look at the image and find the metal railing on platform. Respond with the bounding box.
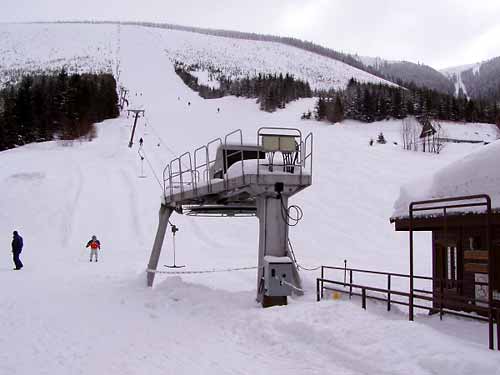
[162,128,313,201]
[317,265,500,351]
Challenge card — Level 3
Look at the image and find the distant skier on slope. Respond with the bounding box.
[86,235,101,262]
[11,231,23,270]
[139,137,144,148]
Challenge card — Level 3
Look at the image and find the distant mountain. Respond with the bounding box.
[355,55,455,95]
[441,62,482,98]
[442,57,500,102]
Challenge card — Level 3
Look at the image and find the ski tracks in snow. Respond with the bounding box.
[119,167,144,242]
[61,162,84,248]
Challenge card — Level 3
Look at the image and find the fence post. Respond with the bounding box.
[497,309,500,351]
[349,270,353,299]
[362,288,366,309]
[387,274,391,311]
[440,279,444,321]
[343,260,347,286]
[489,309,494,350]
[316,279,320,302]
[320,266,324,299]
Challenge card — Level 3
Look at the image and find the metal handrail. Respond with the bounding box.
[224,129,244,189]
[162,128,314,200]
[179,152,194,198]
[206,137,222,193]
[167,152,194,199]
[162,164,171,197]
[322,266,490,301]
[318,263,500,350]
[304,132,313,179]
[322,265,433,280]
[194,145,208,195]
[316,277,496,320]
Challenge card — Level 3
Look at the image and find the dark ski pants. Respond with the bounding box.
[13,251,23,269]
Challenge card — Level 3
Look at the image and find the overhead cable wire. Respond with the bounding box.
[140,147,163,190]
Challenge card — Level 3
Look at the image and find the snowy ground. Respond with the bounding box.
[1,24,500,375]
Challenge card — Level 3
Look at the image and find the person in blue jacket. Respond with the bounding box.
[12,231,23,270]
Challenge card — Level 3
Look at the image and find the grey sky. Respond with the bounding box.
[3,0,499,69]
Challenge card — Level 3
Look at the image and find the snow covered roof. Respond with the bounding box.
[392,140,500,219]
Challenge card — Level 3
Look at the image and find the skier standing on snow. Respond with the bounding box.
[86,235,101,262]
[12,231,23,270]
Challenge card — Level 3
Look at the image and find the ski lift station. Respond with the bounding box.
[147,127,313,307]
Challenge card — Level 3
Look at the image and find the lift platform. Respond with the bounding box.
[147,127,313,307]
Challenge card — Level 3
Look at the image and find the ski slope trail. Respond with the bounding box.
[1,24,500,375]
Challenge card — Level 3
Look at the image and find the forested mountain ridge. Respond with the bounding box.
[461,57,500,102]
[371,61,455,95]
[56,21,498,103]
[9,21,500,107]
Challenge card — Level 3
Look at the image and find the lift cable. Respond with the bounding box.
[148,266,258,275]
[139,146,163,189]
[143,113,184,161]
[287,238,322,272]
[276,276,304,293]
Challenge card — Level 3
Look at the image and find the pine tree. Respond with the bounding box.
[315,98,327,120]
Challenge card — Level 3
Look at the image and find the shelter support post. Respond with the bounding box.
[409,204,414,321]
[147,204,173,287]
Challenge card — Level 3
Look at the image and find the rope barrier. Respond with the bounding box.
[287,238,321,272]
[279,278,304,293]
[147,266,257,275]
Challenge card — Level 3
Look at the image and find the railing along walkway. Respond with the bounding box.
[316,265,500,351]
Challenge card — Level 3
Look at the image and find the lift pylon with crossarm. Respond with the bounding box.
[146,127,313,308]
[127,109,145,148]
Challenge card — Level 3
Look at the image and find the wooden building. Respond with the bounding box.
[392,200,500,314]
[391,140,500,318]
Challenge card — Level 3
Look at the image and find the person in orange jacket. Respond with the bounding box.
[86,235,101,262]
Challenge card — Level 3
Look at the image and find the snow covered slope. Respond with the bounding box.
[0,23,117,86]
[1,24,500,375]
[0,23,395,90]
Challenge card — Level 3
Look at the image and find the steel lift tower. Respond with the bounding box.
[147,127,313,307]
[127,109,145,148]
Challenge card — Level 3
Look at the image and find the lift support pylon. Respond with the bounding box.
[146,127,313,307]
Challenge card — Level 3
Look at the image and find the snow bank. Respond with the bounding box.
[393,140,500,218]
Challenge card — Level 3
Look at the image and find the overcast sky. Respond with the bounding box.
[2,0,499,69]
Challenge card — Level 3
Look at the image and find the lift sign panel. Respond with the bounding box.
[262,135,296,152]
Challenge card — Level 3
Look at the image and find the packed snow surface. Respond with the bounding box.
[1,23,500,375]
[393,139,500,218]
